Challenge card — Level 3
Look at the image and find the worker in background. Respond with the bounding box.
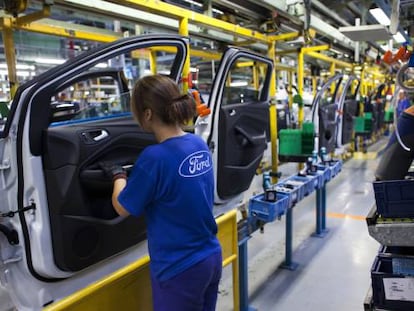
[396,90,411,118]
[103,74,222,311]
[376,103,414,180]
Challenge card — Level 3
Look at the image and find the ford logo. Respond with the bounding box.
[179,150,212,177]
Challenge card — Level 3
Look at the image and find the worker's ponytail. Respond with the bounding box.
[131,75,196,126]
[167,93,195,125]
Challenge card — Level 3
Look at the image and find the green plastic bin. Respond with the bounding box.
[279,129,302,155]
[363,112,373,132]
[354,116,365,132]
[384,109,394,123]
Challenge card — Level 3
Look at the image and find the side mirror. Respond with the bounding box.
[50,101,80,122]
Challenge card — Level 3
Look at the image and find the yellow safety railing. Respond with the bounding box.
[43,210,239,311]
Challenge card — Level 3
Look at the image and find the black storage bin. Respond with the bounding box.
[373,179,414,218]
[371,255,414,310]
[380,246,414,257]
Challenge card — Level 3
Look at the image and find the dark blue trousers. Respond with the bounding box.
[151,251,222,311]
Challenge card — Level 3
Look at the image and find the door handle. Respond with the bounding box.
[80,129,110,144]
[93,130,109,141]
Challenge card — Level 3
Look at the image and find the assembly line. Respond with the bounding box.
[0,1,414,311]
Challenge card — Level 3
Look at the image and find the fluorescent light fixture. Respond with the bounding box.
[183,0,202,7]
[230,81,248,87]
[34,58,65,65]
[369,8,390,26]
[380,44,389,52]
[0,70,32,77]
[393,32,406,43]
[212,8,223,14]
[0,63,35,70]
[95,62,108,68]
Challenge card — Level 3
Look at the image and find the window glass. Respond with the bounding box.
[49,46,178,126]
[193,61,218,103]
[334,80,347,104]
[222,58,265,106]
[319,80,337,107]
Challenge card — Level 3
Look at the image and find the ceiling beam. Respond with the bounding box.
[104,0,270,43]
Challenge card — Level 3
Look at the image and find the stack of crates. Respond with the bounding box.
[354,112,373,134]
[301,122,315,155]
[354,116,365,133]
[279,129,302,156]
[364,112,373,132]
[278,123,315,157]
[368,179,414,310]
[384,108,394,123]
[371,246,414,311]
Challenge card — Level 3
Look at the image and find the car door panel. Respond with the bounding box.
[10,35,187,280]
[43,117,156,271]
[0,34,190,309]
[342,98,358,144]
[311,74,343,153]
[205,48,273,203]
[334,77,359,147]
[319,105,337,153]
[217,102,268,198]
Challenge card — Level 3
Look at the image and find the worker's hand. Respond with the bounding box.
[99,162,127,181]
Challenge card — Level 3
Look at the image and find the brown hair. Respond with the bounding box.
[131,74,196,125]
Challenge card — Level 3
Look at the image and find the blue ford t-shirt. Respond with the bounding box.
[118,133,221,282]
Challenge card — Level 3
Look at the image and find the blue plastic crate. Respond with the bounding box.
[249,192,290,222]
[392,257,414,276]
[306,170,325,189]
[275,178,305,206]
[317,165,332,182]
[329,160,342,177]
[288,175,315,196]
[373,179,414,218]
[379,246,414,276]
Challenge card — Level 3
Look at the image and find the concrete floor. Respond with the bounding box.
[1,138,386,311]
[217,138,385,311]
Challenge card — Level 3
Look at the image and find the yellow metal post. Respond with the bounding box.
[330,63,336,93]
[268,40,278,183]
[215,210,239,311]
[178,17,190,93]
[360,65,366,97]
[253,64,259,90]
[2,18,18,98]
[149,51,157,74]
[297,48,304,128]
[330,63,336,76]
[288,71,293,110]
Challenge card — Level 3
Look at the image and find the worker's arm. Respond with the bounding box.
[405,104,414,116]
[112,177,130,217]
[100,161,131,217]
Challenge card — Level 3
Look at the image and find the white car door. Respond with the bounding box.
[0,34,188,310]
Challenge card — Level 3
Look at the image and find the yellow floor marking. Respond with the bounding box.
[353,151,377,160]
[327,212,366,221]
